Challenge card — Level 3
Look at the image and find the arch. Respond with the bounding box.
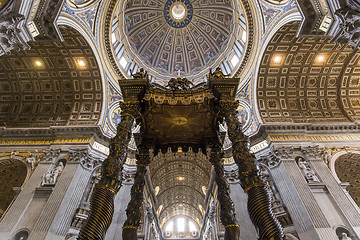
[252,12,301,126]
[284,233,299,240]
[330,151,360,208]
[334,225,356,240]
[57,15,108,126]
[11,228,29,240]
[0,157,27,219]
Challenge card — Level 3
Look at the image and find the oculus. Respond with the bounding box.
[164,0,193,28]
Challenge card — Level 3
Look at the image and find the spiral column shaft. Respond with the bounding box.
[78,102,141,240]
[209,145,240,240]
[219,100,284,240]
[122,145,151,240]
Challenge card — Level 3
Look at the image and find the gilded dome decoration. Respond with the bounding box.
[118,0,245,83]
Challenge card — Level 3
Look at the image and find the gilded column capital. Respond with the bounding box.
[218,99,239,119]
[119,101,142,120]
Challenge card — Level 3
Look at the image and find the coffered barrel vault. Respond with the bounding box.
[257,21,360,124]
[0,26,102,127]
[149,149,212,227]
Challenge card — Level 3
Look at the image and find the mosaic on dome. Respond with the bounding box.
[122,0,238,82]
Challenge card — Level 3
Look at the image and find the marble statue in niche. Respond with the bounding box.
[296,157,320,183]
[41,161,65,186]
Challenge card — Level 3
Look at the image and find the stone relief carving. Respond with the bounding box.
[68,149,87,163]
[274,146,294,159]
[0,12,29,55]
[296,157,321,183]
[258,148,281,169]
[341,232,352,240]
[300,146,320,159]
[80,153,102,170]
[319,147,333,166]
[121,167,137,185]
[10,150,19,159]
[224,167,240,184]
[42,149,61,163]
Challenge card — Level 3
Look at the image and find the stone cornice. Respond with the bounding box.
[251,123,360,145]
[0,126,110,145]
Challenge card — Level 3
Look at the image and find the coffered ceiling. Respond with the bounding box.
[0,25,102,128]
[257,21,360,124]
[149,149,212,227]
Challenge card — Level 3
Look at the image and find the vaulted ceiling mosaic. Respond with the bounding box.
[0,26,102,127]
[257,21,360,124]
[149,149,211,227]
[122,0,236,80]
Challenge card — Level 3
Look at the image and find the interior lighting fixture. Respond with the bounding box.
[74,57,87,69]
[33,60,44,68]
[202,186,207,195]
[273,55,282,63]
[154,186,160,196]
[316,55,325,63]
[78,60,86,67]
[177,176,185,181]
[270,54,284,66]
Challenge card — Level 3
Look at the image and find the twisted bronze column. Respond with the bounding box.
[78,102,141,240]
[122,144,151,240]
[209,145,240,240]
[219,100,284,240]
